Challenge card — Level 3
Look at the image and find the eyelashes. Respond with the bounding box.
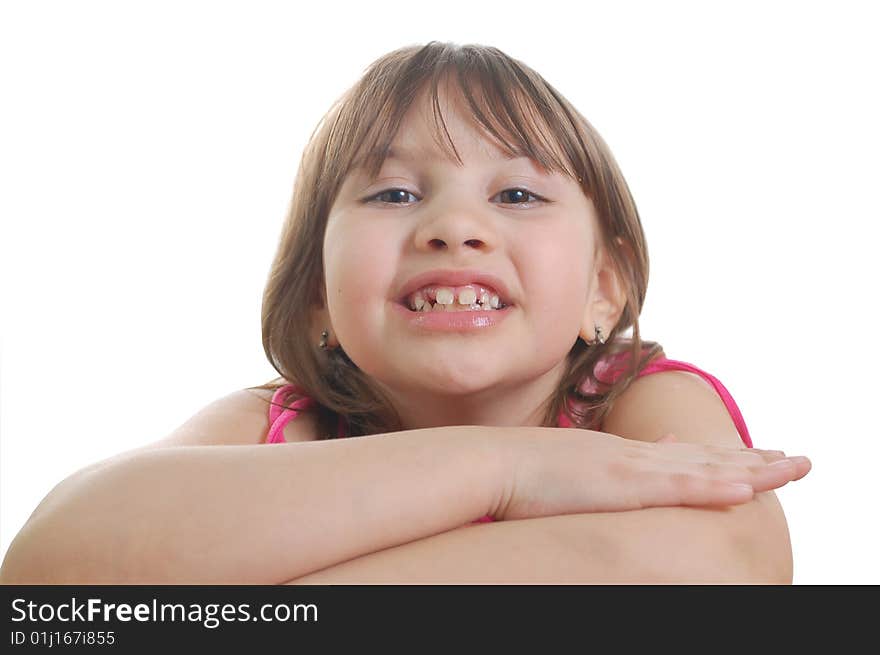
[362,187,549,209]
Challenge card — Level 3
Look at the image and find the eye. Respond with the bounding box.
[367,189,419,205]
[363,187,547,208]
[494,188,545,207]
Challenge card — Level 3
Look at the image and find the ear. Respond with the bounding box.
[579,242,627,343]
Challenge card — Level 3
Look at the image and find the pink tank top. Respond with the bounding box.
[263,355,753,524]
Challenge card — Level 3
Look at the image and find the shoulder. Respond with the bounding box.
[602,369,743,449]
[600,361,790,581]
[141,384,318,450]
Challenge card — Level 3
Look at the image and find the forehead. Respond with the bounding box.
[350,125,551,182]
[343,76,586,191]
[353,83,538,168]
[354,128,514,170]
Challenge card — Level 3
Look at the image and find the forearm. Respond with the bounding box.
[0,427,503,584]
[285,492,792,584]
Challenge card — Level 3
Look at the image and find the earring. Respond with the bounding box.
[586,325,606,346]
[318,330,329,350]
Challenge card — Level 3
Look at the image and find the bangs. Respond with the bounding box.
[338,43,587,189]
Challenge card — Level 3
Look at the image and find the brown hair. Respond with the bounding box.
[247,41,664,438]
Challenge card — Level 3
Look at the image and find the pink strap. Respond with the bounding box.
[265,386,315,444]
[266,385,348,443]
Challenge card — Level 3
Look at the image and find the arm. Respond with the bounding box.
[0,427,503,584]
[283,371,796,584]
[1,376,797,584]
[285,494,788,584]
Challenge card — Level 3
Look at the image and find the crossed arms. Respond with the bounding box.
[283,371,794,584]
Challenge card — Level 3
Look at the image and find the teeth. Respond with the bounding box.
[458,288,477,305]
[407,285,507,312]
[436,288,455,305]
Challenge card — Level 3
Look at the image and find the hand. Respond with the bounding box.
[494,427,811,521]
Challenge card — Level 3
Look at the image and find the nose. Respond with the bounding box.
[413,199,496,253]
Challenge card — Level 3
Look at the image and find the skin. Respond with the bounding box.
[283,83,807,584]
[313,82,626,430]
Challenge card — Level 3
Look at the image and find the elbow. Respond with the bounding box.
[729,491,794,585]
[0,459,143,584]
[0,519,67,584]
[0,534,29,584]
[729,533,793,585]
[1,497,115,584]
[742,532,793,585]
[1,512,130,585]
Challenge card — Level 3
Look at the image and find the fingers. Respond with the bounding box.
[706,455,812,492]
[747,457,812,491]
[779,456,812,481]
[642,455,812,509]
[654,437,794,466]
[641,472,756,509]
[794,456,812,479]
[650,435,810,486]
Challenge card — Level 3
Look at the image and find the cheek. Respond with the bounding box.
[518,226,592,310]
[513,224,593,361]
[324,222,398,311]
[322,221,400,375]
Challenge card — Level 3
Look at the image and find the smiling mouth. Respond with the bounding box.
[400,285,510,312]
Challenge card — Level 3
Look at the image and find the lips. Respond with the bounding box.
[395,269,515,306]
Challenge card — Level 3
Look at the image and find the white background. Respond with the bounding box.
[1,0,877,583]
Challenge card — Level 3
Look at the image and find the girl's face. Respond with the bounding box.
[321,87,620,429]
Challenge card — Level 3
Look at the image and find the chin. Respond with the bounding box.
[413,371,512,397]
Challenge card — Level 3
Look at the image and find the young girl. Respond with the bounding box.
[0,41,811,585]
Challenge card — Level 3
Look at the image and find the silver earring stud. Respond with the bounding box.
[319,330,329,350]
[587,325,605,346]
